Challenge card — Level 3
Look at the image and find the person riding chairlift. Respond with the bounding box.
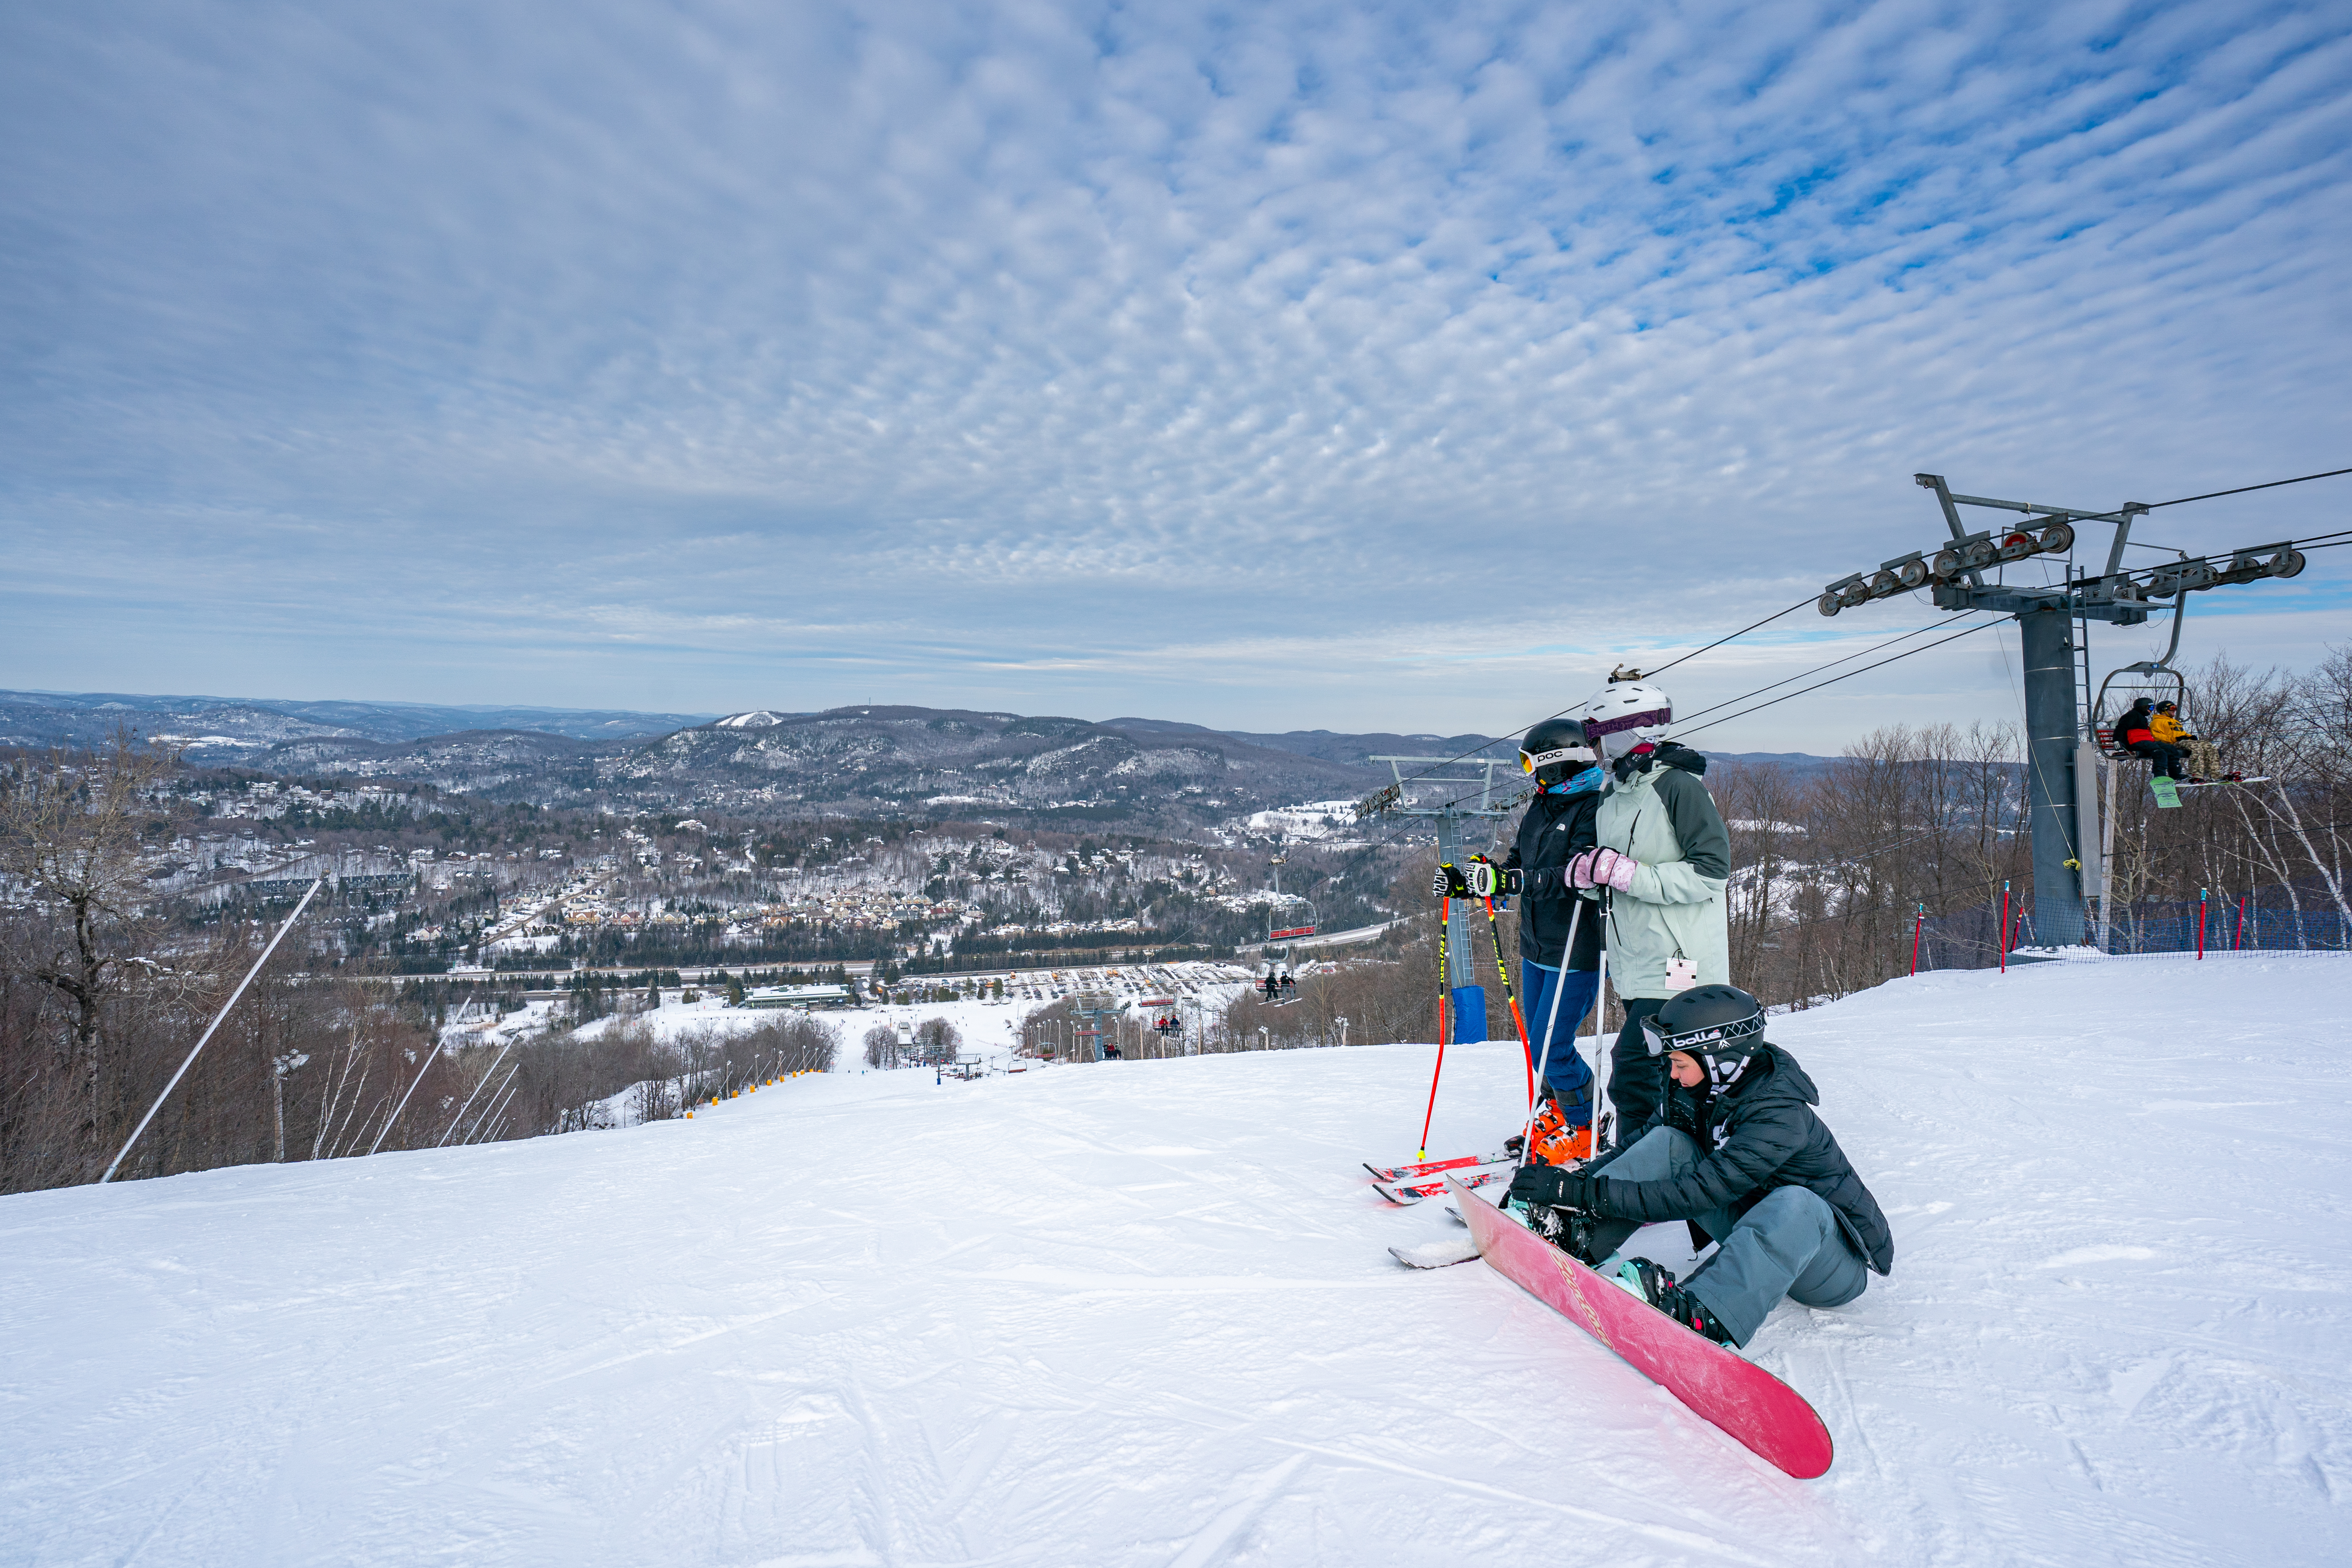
[2113,696,2187,781]
[2152,701,2225,783]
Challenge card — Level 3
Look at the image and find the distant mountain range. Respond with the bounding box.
[0,689,714,747]
[0,688,1832,826]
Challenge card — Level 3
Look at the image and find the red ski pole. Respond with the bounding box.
[1909,904,1925,976]
[1998,881,2011,973]
[2197,888,2207,960]
[1418,896,1452,1160]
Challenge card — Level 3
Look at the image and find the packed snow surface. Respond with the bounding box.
[6,955,2349,1566]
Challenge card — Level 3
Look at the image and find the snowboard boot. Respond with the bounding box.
[1611,1258,1736,1346]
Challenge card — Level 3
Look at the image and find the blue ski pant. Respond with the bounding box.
[1520,961,1598,1123]
[1599,1127,1868,1346]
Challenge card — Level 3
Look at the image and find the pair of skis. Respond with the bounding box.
[1364,1147,1513,1205]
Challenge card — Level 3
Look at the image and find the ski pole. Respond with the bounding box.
[1480,894,1534,1107]
[1508,900,1584,1197]
[1591,895,1614,1152]
[1417,894,1452,1161]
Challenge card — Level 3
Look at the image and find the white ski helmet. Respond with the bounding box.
[1582,666,1673,758]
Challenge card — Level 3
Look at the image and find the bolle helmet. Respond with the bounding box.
[1640,983,1765,1089]
[1519,716,1597,786]
[1582,667,1674,760]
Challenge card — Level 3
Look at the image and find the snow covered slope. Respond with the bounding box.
[5,955,2348,1566]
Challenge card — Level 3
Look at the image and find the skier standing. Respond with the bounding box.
[1496,718,1606,1157]
[1569,670,1730,1142]
[1504,984,1892,1346]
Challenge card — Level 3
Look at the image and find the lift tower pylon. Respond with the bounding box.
[1816,475,2304,949]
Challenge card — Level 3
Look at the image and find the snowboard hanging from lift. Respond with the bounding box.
[2149,776,2182,809]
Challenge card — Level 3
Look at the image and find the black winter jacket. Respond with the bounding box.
[1564,1043,1893,1275]
[1506,786,1603,970]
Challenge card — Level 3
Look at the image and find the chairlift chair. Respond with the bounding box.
[2092,597,2190,762]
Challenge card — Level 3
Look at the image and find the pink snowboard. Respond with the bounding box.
[1448,1176,1834,1479]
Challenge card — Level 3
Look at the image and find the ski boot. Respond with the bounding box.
[1505,1093,1593,1168]
[1610,1258,1735,1346]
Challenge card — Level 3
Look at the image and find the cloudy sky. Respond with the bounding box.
[4,0,2347,749]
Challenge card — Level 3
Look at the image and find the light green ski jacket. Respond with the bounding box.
[1589,751,1732,999]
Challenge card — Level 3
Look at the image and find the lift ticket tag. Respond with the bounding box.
[1666,955,1698,992]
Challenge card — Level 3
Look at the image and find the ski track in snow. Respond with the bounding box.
[4,956,2349,1565]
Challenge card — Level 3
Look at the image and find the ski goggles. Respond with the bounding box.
[1639,1008,1764,1057]
[1583,706,1672,742]
[1521,744,1597,772]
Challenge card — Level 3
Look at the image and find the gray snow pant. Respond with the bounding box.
[1590,1127,1868,1346]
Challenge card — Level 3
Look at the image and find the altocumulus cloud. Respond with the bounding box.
[2,0,2347,742]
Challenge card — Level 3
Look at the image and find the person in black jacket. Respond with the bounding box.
[1505,984,1892,1346]
[2114,696,2186,779]
[1500,718,1607,1126]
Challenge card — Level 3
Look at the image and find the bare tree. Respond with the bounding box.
[0,733,181,1150]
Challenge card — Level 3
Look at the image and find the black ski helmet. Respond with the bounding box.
[1519,717,1597,785]
[1641,984,1766,1088]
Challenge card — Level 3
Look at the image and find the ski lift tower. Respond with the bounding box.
[1358,753,1526,1042]
[1816,474,2305,948]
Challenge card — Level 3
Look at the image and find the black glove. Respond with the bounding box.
[1506,1163,1573,1208]
[1507,1161,1602,1211]
[1432,863,1469,900]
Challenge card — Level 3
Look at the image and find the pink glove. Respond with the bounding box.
[1568,846,1638,892]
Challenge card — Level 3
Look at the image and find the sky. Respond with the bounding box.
[3,0,2348,751]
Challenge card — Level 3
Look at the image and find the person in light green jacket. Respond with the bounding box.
[1567,669,1731,1146]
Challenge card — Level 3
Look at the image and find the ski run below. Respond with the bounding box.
[5,953,2348,1566]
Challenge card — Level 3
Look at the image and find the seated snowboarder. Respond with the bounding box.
[1503,983,1892,1347]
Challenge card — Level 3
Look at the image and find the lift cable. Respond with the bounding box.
[2144,466,2352,510]
[1672,618,2008,742]
[1668,610,2002,731]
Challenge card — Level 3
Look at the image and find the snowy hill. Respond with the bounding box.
[5,955,2348,1566]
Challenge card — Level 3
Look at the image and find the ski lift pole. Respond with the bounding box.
[1909,904,1926,976]
[1416,896,1452,1161]
[2196,888,2208,960]
[101,876,324,1184]
[1998,881,2012,973]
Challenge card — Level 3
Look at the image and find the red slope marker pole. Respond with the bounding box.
[1418,896,1452,1161]
[1999,881,2011,973]
[2235,893,2247,950]
[2197,888,2208,960]
[1909,904,1925,976]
